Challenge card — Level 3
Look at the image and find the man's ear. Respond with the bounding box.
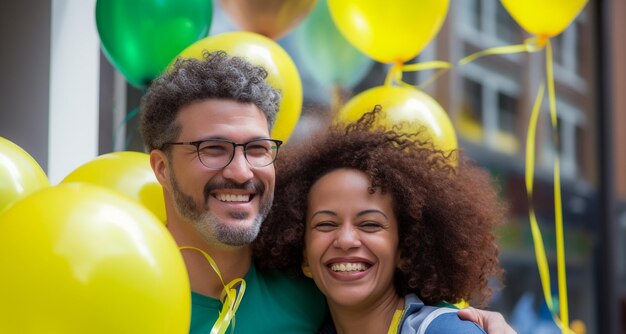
[150,150,170,191]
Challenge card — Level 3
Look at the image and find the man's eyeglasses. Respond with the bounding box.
[161,138,283,169]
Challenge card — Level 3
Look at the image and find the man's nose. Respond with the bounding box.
[222,147,254,183]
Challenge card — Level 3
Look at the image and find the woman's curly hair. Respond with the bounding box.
[253,107,506,307]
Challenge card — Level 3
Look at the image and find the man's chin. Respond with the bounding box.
[213,224,260,246]
[213,210,256,228]
[199,212,259,243]
[226,210,253,221]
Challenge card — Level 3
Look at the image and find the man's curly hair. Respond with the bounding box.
[140,50,281,151]
[253,107,505,307]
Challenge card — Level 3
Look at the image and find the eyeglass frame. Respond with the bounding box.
[160,138,283,169]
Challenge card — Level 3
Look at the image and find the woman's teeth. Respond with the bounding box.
[330,262,368,273]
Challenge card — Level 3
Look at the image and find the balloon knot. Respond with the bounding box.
[537,35,549,47]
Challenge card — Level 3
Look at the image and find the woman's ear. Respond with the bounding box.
[396,250,408,270]
[301,252,313,278]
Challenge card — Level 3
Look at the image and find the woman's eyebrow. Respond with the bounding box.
[310,210,337,219]
[357,209,388,219]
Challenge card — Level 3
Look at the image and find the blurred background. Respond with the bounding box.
[0,0,624,333]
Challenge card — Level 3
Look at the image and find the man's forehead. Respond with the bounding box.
[176,99,270,140]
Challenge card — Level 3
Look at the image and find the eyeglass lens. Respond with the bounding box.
[197,139,279,169]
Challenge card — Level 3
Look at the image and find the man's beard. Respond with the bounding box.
[169,173,272,247]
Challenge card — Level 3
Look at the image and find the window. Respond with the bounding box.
[456,63,520,154]
[496,3,520,44]
[498,92,519,135]
[458,78,484,143]
[552,18,587,92]
[458,0,481,31]
[539,100,585,178]
[457,0,523,48]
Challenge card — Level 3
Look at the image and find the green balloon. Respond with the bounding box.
[291,0,373,89]
[96,0,213,88]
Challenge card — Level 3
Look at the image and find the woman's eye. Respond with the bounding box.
[313,221,337,231]
[359,221,384,232]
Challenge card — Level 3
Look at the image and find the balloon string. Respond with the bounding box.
[179,246,246,334]
[526,83,570,333]
[384,62,403,87]
[546,39,572,334]
[522,42,573,333]
[525,81,554,312]
[462,36,572,332]
[385,37,546,90]
[458,37,547,66]
[384,61,452,88]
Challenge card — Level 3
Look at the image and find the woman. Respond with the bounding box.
[254,107,506,333]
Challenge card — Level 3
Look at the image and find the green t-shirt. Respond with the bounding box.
[189,264,326,333]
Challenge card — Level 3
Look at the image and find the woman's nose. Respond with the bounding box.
[333,224,361,250]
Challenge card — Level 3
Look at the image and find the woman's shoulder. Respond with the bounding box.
[400,294,486,334]
[416,309,486,334]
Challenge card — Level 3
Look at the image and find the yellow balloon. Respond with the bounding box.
[0,137,50,214]
[0,183,190,334]
[500,0,587,37]
[62,151,165,223]
[336,85,457,154]
[176,32,302,143]
[328,0,449,63]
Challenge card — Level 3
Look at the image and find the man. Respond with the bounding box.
[140,51,516,333]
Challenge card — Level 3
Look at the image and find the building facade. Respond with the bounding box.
[1,0,624,332]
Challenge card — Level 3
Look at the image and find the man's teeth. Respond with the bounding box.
[217,194,250,202]
[330,263,368,273]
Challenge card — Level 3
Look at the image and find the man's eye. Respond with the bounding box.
[246,145,270,156]
[199,144,229,156]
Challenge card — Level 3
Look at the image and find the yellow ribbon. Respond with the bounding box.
[384,60,452,88]
[546,40,572,334]
[458,36,547,66]
[462,38,573,333]
[380,35,574,333]
[179,246,247,334]
[386,309,404,334]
